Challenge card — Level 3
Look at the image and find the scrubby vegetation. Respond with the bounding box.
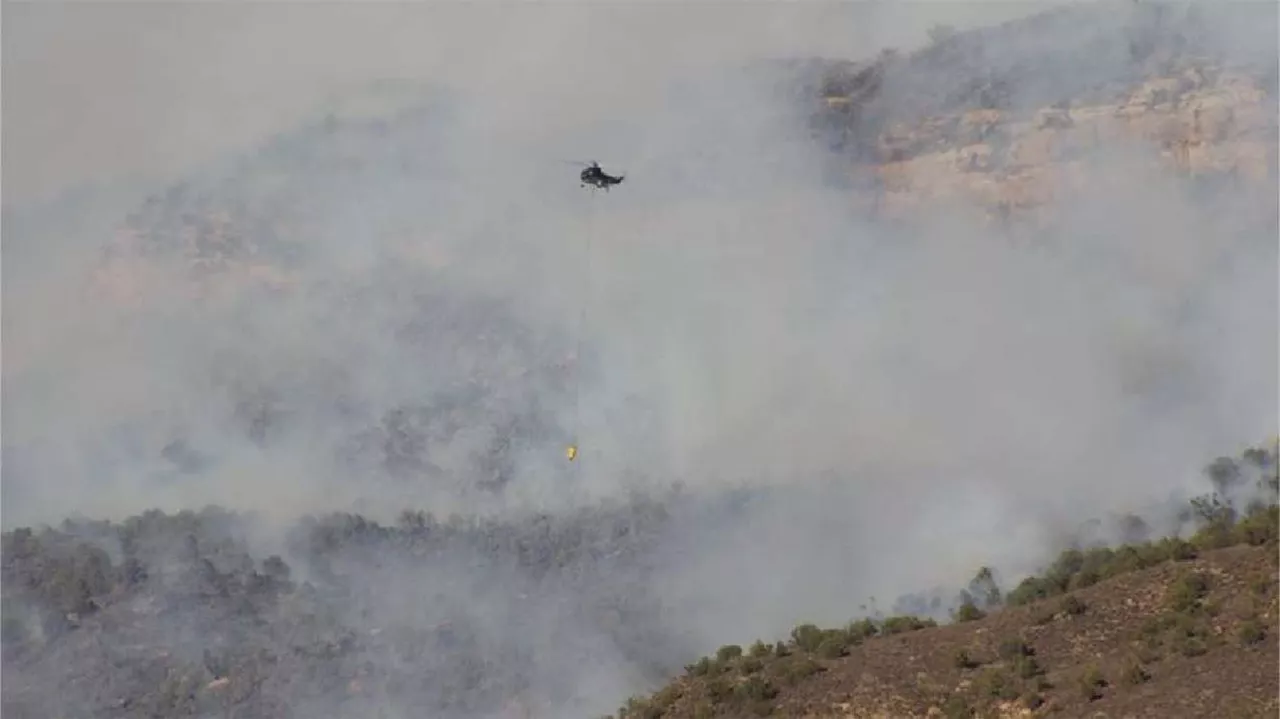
[1,495,697,718]
[609,443,1279,718]
[3,438,1275,719]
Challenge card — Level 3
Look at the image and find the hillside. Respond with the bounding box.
[3,4,1278,719]
[805,2,1277,225]
[611,482,1279,719]
[618,546,1279,719]
[86,2,1280,303]
[3,447,1276,719]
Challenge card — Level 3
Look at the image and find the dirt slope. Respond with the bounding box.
[615,543,1279,719]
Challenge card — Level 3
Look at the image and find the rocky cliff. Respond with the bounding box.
[806,3,1278,225]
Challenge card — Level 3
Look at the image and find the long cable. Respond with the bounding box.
[570,191,595,468]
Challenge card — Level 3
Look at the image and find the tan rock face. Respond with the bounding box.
[851,65,1276,224]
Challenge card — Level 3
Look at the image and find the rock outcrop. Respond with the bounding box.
[807,3,1278,225]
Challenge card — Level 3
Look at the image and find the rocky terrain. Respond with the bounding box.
[806,3,1277,225]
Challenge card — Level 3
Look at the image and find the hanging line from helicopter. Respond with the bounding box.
[566,192,592,465]
[564,160,625,465]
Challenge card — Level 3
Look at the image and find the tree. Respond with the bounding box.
[1205,457,1243,497]
[967,566,1003,609]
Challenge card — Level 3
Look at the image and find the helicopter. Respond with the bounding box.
[574,161,625,191]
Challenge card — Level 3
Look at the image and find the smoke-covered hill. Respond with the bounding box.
[2,3,1277,718]
[4,445,1276,719]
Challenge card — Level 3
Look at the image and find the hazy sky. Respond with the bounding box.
[2,1,1051,208]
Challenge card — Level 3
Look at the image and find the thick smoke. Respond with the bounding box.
[3,2,1277,717]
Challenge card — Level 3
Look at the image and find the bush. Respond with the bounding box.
[1120,660,1151,685]
[772,657,823,686]
[845,618,878,642]
[953,648,980,669]
[1168,572,1211,613]
[716,644,743,662]
[881,615,935,634]
[941,696,973,718]
[790,624,824,652]
[616,696,661,719]
[1179,638,1209,657]
[1031,608,1055,625]
[1060,595,1087,616]
[817,637,848,659]
[954,600,985,622]
[1006,577,1053,607]
[1235,505,1279,546]
[748,640,771,658]
[686,657,714,677]
[704,678,731,704]
[1249,575,1273,596]
[1079,664,1107,701]
[1238,619,1266,646]
[997,638,1034,660]
[1013,655,1044,679]
[978,668,1020,700]
[733,677,779,703]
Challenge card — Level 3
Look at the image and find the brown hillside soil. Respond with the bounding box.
[636,544,1279,719]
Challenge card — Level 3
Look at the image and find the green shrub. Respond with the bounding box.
[790,624,824,652]
[953,648,979,669]
[816,637,848,659]
[704,678,731,704]
[1060,595,1087,616]
[1006,577,1054,607]
[651,685,681,710]
[941,696,973,719]
[978,668,1020,700]
[1168,572,1211,614]
[1249,576,1273,596]
[1120,660,1151,685]
[716,644,743,662]
[1235,505,1279,546]
[733,677,779,703]
[1174,635,1208,657]
[772,656,823,686]
[1013,655,1044,679]
[1079,664,1107,701]
[954,600,985,622]
[686,657,714,677]
[997,638,1033,660]
[616,696,661,719]
[881,615,935,634]
[1238,619,1266,646]
[845,618,878,642]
